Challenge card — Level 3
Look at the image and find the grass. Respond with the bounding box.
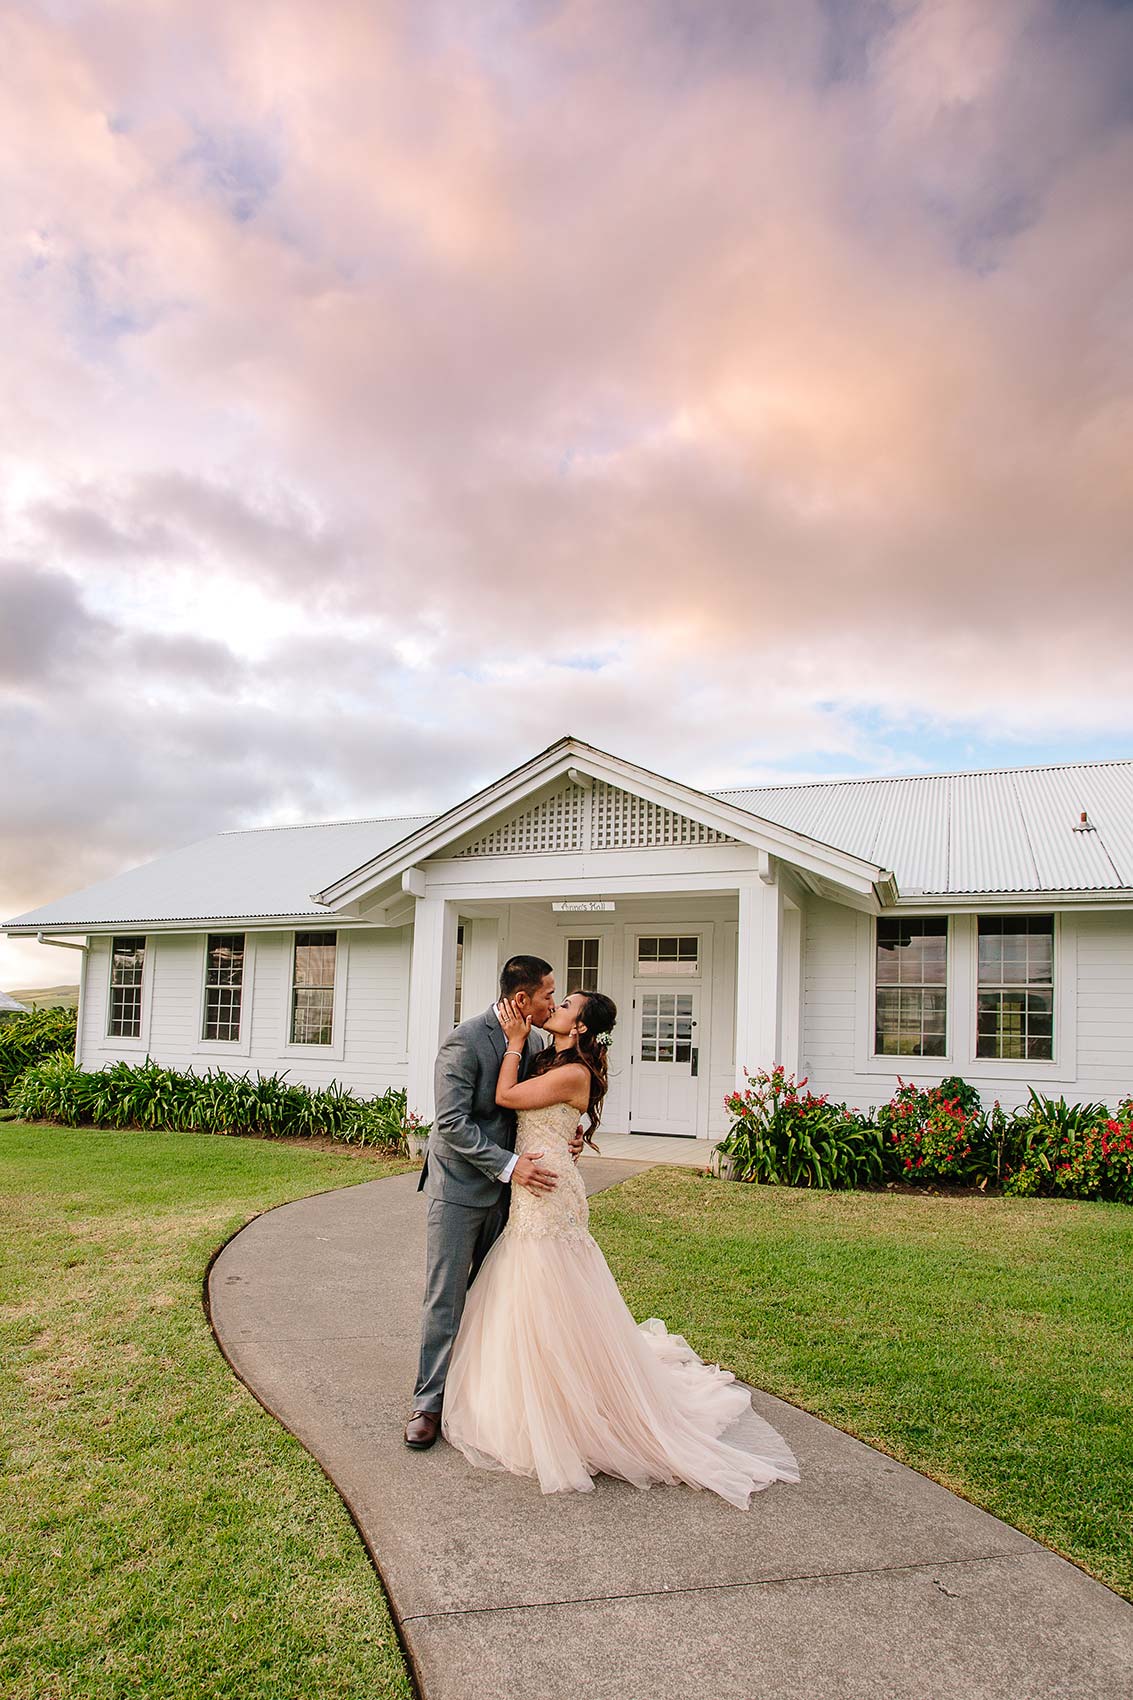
[0,1121,416,1700]
[5,1124,1130,1700]
[5,983,79,1010]
[588,1167,1133,1603]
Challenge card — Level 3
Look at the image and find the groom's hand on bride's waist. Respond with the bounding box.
[512,1151,557,1192]
[569,1125,585,1162]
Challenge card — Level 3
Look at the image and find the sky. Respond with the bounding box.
[3,0,1132,989]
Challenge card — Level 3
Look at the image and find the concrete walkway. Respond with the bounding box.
[208,1162,1133,1700]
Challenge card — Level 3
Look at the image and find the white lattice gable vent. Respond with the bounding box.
[454,785,587,857]
[453,779,737,857]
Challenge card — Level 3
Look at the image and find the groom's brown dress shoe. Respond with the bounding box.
[404,1410,441,1449]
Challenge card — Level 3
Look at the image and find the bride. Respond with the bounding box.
[440,988,801,1510]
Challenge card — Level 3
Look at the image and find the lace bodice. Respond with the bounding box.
[506,1099,591,1244]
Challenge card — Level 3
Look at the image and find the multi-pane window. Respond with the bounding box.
[637,935,699,976]
[875,918,947,1056]
[290,931,336,1045]
[566,937,600,994]
[452,924,464,1027]
[108,935,145,1037]
[977,916,1054,1061]
[203,933,245,1041]
[640,991,694,1063]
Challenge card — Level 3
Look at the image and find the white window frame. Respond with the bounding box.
[633,932,703,979]
[195,932,256,1058]
[563,934,602,995]
[871,915,951,1063]
[281,930,348,1062]
[102,933,152,1053]
[854,911,1076,1085]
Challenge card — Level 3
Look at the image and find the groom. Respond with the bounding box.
[404,954,584,1449]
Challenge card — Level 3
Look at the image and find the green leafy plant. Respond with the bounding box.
[717,1065,884,1190]
[8,1055,421,1156]
[339,1087,428,1158]
[0,1005,77,1105]
[1001,1090,1127,1202]
[877,1077,984,1185]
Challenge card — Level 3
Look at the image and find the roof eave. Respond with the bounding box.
[886,887,1133,909]
[1,910,370,936]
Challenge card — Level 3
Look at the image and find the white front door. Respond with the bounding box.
[630,985,701,1136]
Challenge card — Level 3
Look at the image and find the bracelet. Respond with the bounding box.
[504,1048,523,1059]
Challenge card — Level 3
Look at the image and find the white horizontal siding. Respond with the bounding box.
[1071,912,1133,1101]
[80,926,412,1098]
[801,897,1133,1113]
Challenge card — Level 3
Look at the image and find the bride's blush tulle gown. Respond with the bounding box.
[440,1100,801,1510]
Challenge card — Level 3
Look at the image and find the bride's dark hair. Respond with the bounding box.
[530,990,617,1149]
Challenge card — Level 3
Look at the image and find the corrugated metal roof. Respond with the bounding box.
[715,761,1133,894]
[6,758,1133,932]
[3,815,432,930]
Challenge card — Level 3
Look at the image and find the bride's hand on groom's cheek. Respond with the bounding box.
[497,998,532,1045]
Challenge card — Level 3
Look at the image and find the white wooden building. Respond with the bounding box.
[6,737,1133,1141]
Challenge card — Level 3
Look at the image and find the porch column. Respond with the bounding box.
[406,895,460,1124]
[734,868,782,1087]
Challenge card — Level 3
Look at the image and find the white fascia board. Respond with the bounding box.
[311,741,572,907]
[887,889,1133,912]
[2,914,375,936]
[312,737,889,908]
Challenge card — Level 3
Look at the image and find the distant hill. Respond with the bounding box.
[6,984,80,1010]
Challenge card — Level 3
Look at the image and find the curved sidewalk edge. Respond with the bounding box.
[207,1164,1133,1700]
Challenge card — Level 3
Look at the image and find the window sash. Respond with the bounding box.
[566,936,600,994]
[204,933,245,1042]
[291,930,336,1044]
[108,935,145,1038]
[874,919,947,1056]
[636,935,699,976]
[975,916,1054,1060]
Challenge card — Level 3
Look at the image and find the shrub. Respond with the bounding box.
[718,1065,885,1190]
[877,1077,983,1186]
[715,1070,1133,1204]
[0,1006,77,1105]
[1001,1090,1130,1203]
[338,1086,428,1158]
[8,1055,425,1157]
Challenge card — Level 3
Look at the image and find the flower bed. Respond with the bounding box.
[7,1053,424,1157]
[717,1068,1133,1203]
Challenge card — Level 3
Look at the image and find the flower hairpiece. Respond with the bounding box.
[593,1030,612,1048]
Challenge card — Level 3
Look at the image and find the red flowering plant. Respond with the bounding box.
[877,1076,985,1186]
[1002,1091,1132,1203]
[717,1065,884,1190]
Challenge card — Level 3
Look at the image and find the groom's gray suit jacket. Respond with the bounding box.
[417,1007,547,1209]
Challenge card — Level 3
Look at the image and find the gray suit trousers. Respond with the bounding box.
[413,1193,508,1413]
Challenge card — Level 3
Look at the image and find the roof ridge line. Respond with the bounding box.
[218,812,435,836]
[713,757,1133,793]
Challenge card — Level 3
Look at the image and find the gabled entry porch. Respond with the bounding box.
[308,738,892,1143]
[404,880,800,1145]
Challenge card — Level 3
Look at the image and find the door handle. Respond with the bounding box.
[690,1046,699,1077]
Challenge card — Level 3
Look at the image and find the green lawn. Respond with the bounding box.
[589,1169,1133,1602]
[0,1122,415,1700]
[5,1127,1130,1700]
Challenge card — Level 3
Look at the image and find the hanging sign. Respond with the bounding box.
[552,900,616,912]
